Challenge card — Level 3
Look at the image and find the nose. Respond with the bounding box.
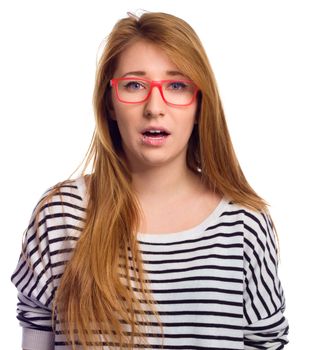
[143,85,166,117]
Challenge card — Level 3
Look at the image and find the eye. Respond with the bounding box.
[168,81,188,90]
[123,81,145,90]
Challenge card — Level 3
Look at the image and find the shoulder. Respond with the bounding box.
[21,175,89,275]
[225,200,274,236]
[218,197,271,229]
[42,175,88,224]
[220,199,277,256]
[24,175,89,250]
[226,202,278,274]
[38,175,88,214]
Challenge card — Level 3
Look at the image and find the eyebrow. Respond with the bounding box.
[121,70,186,78]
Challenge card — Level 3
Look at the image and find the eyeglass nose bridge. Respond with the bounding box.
[145,81,167,104]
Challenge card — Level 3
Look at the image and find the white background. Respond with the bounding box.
[1,1,319,349]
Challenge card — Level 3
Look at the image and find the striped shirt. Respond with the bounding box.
[11,176,289,349]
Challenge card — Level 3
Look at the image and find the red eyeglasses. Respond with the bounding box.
[110,77,198,106]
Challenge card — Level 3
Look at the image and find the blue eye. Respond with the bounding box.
[124,81,144,90]
[169,81,187,90]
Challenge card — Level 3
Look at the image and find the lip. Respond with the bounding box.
[141,126,171,135]
[141,133,169,146]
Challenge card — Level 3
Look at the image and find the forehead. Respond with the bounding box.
[114,40,183,78]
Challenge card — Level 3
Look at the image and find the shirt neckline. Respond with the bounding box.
[136,194,230,243]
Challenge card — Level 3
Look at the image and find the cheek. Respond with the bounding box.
[185,108,198,130]
[111,91,130,121]
[175,115,197,144]
[112,98,130,125]
[185,110,198,137]
[114,115,130,137]
[111,108,137,144]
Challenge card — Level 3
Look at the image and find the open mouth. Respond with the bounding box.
[141,130,170,146]
[142,131,169,138]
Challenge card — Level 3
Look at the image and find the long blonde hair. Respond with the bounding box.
[36,11,273,349]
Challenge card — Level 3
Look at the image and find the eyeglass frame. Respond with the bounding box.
[110,77,199,106]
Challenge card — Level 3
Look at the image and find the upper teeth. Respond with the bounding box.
[148,130,162,133]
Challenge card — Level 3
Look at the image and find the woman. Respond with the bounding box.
[11,11,289,350]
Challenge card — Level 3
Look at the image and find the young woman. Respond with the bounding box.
[11,11,289,350]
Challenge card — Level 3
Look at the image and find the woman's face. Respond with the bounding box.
[110,40,198,172]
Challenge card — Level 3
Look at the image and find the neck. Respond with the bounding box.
[130,160,202,202]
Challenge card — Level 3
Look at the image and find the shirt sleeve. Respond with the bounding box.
[11,192,56,350]
[243,210,289,349]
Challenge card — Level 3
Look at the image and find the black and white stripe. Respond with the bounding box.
[11,176,289,349]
